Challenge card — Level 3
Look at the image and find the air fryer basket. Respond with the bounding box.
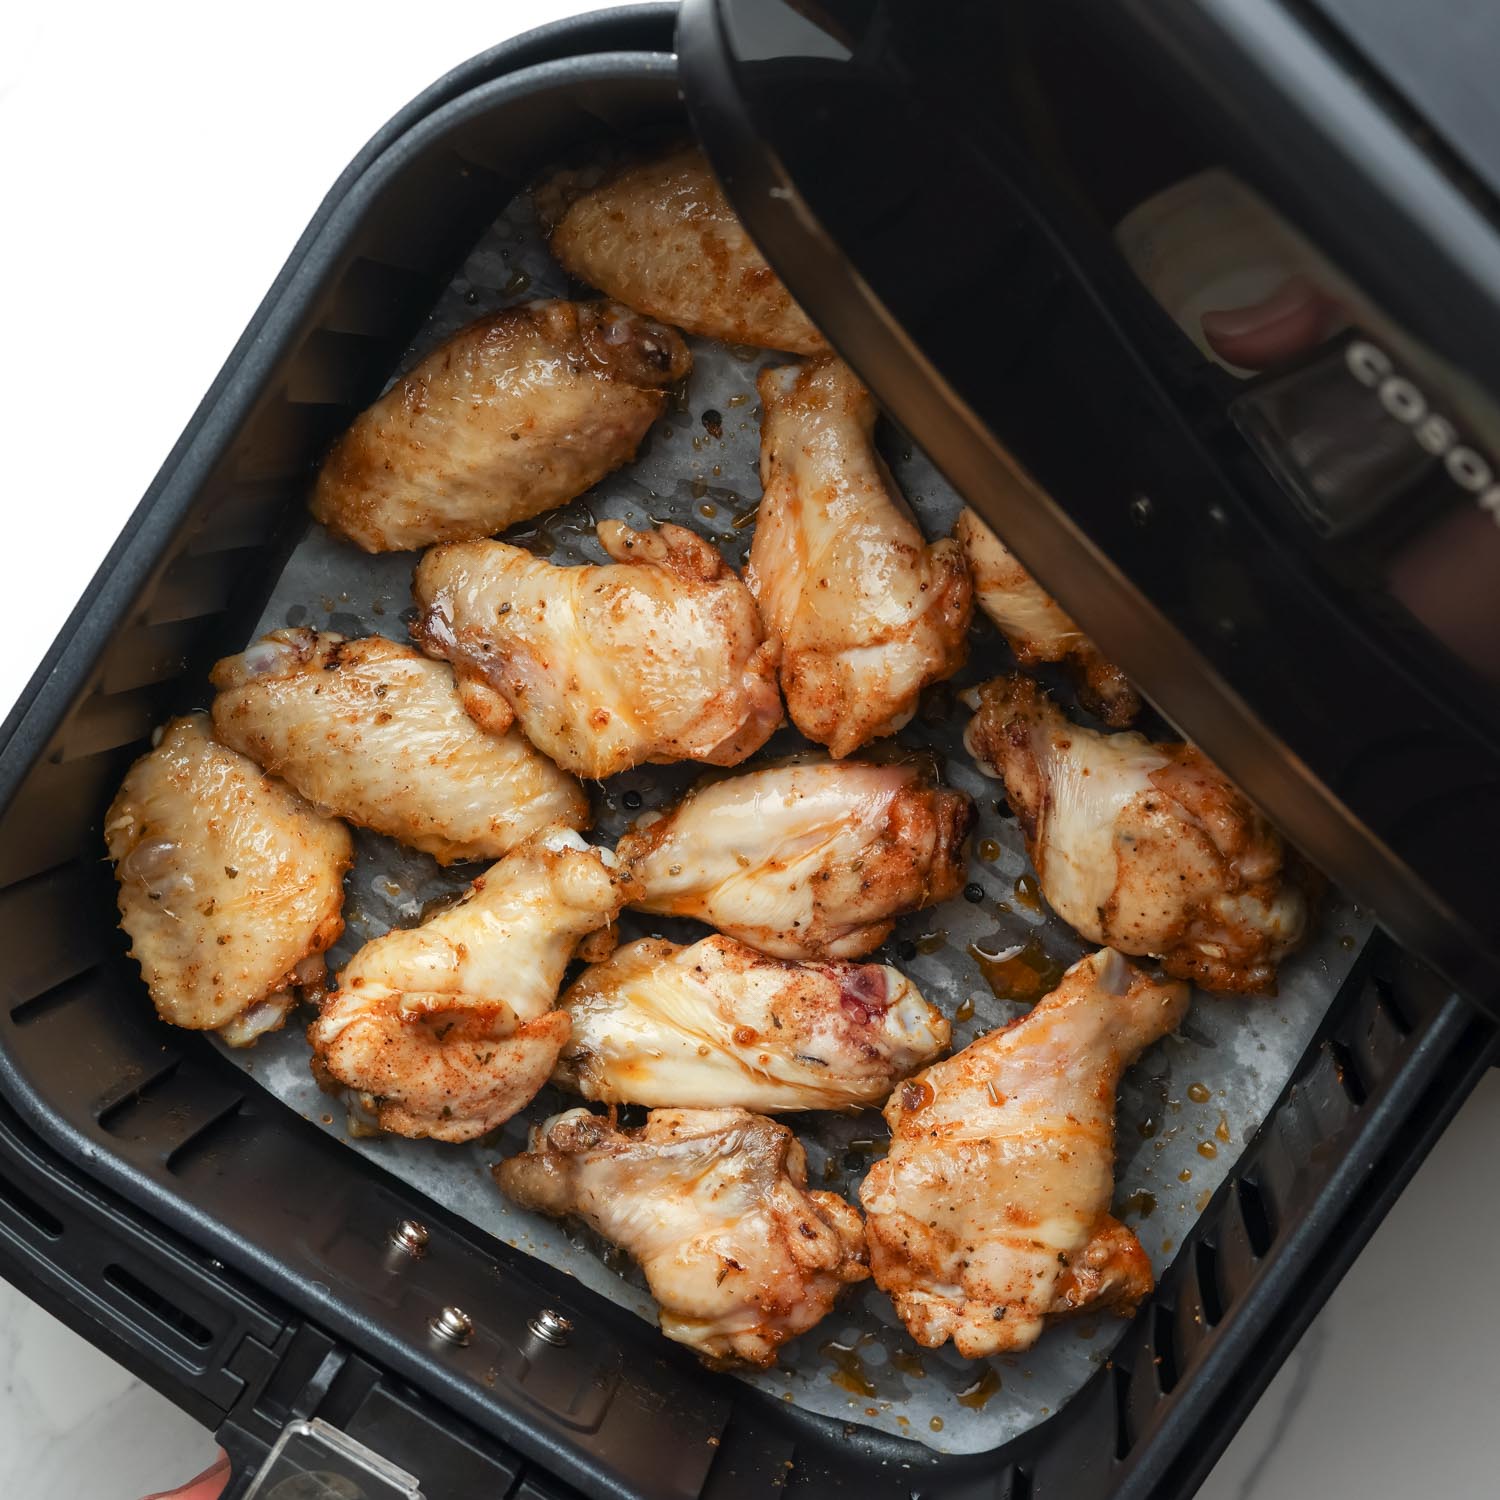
[0,9,1492,1499]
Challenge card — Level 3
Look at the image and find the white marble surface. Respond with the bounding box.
[2,3,1499,1497]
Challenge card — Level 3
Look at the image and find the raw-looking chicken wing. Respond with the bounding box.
[861,949,1189,1357]
[749,359,971,757]
[965,675,1312,992]
[956,508,1140,727]
[555,935,950,1112]
[310,300,690,552]
[616,756,975,960]
[210,630,587,865]
[412,521,781,779]
[308,828,625,1142]
[104,715,351,1046]
[497,1107,868,1366]
[537,146,826,355]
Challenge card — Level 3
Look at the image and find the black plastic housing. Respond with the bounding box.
[0,9,1493,1499]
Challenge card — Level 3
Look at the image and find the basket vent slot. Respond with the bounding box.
[1151,1301,1179,1395]
[1112,1358,1135,1461]
[10,968,99,1027]
[165,1097,246,1174]
[95,1060,181,1132]
[1237,1175,1274,1259]
[1195,1237,1224,1328]
[0,1174,64,1238]
[103,1263,213,1347]
[1326,1036,1368,1107]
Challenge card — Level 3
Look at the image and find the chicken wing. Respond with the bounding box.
[308,828,625,1142]
[861,949,1189,1357]
[537,146,826,355]
[412,521,782,779]
[497,1106,868,1366]
[210,630,587,865]
[310,300,690,552]
[749,359,971,757]
[104,715,351,1046]
[956,508,1139,726]
[555,934,950,1112]
[965,674,1312,992]
[616,756,975,960]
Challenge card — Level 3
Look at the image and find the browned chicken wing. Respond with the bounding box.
[412,521,782,779]
[956,508,1139,726]
[538,146,826,354]
[750,359,971,757]
[105,715,351,1046]
[965,675,1312,992]
[861,949,1188,1357]
[616,756,974,960]
[310,300,690,552]
[497,1106,868,1366]
[210,630,587,865]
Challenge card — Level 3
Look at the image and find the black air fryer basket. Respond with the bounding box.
[1,6,1497,1498]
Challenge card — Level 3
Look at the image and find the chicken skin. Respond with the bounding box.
[210,630,587,865]
[497,1107,868,1366]
[105,715,351,1046]
[308,828,625,1142]
[555,935,950,1113]
[310,300,690,552]
[965,675,1311,992]
[956,508,1139,726]
[861,949,1188,1357]
[537,146,826,355]
[616,756,975,960]
[412,521,782,780]
[749,359,971,757]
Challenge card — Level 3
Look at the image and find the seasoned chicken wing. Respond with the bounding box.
[555,935,950,1112]
[538,146,826,354]
[310,300,690,552]
[956,508,1139,726]
[965,675,1312,992]
[210,630,587,865]
[497,1106,868,1366]
[104,715,351,1046]
[616,756,974,960]
[749,359,971,757]
[412,521,781,779]
[861,949,1189,1357]
[308,828,625,1142]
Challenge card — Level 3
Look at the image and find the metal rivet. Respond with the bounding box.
[390,1219,429,1256]
[430,1306,473,1345]
[528,1308,573,1347]
[1129,494,1154,526]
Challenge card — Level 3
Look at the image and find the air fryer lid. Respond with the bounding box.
[676,0,1500,1010]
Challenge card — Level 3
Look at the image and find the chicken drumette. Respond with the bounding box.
[537,146,826,354]
[105,715,351,1046]
[310,300,690,552]
[497,1106,868,1366]
[555,934,950,1112]
[965,674,1312,992]
[413,522,782,780]
[956,508,1139,726]
[211,630,587,865]
[861,949,1189,1357]
[749,359,972,757]
[616,756,975,960]
[309,827,625,1142]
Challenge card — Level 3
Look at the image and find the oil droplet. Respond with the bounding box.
[1215,1113,1232,1143]
[955,996,975,1023]
[930,1416,945,1433]
[698,501,717,518]
[501,268,532,297]
[957,1368,1002,1409]
[820,1339,876,1397]
[732,1026,757,1047]
[1178,1167,1193,1183]
[1012,873,1043,912]
[319,1113,333,1126]
[1137,1114,1159,1139]
[900,1080,935,1114]
[978,838,1002,862]
[1196,1188,1212,1212]
[1186,1082,1211,1104]
[897,1415,909,1428]
[890,1348,927,1379]
[1123,1189,1157,1219]
[968,934,1066,1004]
[1339,934,1356,950]
[1161,1238,1175,1254]
[1197,1140,1218,1159]
[915,929,948,955]
[732,503,760,530]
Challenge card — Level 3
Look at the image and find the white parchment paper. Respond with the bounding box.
[213,190,1371,1455]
